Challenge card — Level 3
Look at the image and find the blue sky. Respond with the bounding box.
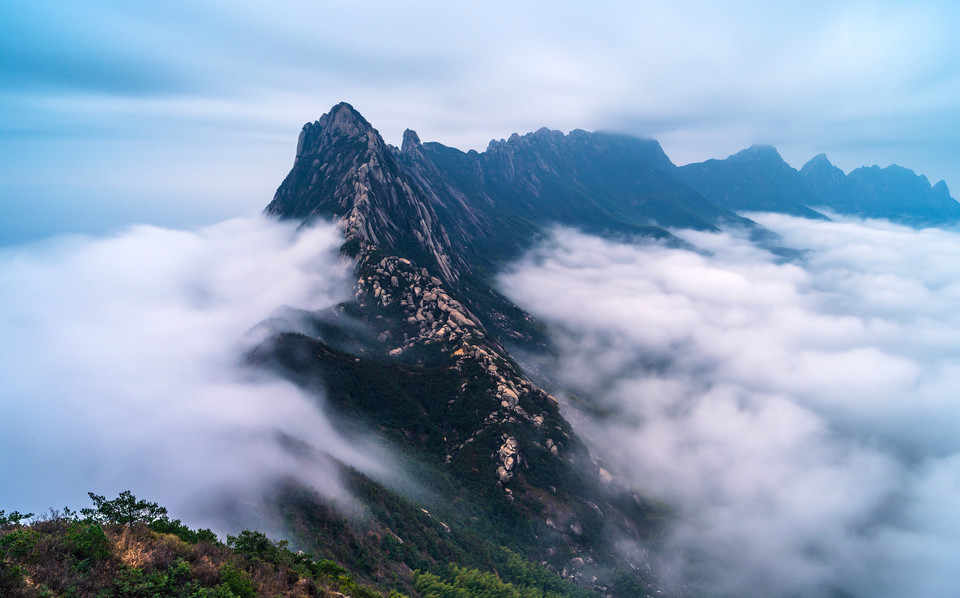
[3,0,959,242]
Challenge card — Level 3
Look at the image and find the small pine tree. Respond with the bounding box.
[81,490,168,526]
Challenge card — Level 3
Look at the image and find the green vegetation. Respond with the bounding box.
[0,491,405,598]
[258,325,666,595]
[0,511,34,526]
[82,490,168,526]
[1,491,603,598]
[415,564,579,598]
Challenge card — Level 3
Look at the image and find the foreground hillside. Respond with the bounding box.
[0,493,600,598]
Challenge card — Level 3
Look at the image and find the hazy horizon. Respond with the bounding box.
[3,0,960,242]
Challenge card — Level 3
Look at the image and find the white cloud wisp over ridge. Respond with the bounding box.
[500,215,960,597]
[0,216,387,531]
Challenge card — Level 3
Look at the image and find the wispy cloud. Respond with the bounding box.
[501,216,960,597]
[0,216,387,530]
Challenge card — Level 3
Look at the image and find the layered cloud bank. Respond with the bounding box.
[501,216,960,598]
[0,217,383,530]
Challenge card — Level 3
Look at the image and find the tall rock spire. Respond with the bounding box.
[265,103,460,284]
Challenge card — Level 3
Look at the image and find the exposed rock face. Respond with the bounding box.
[269,104,757,294]
[268,104,765,362]
[413,126,756,264]
[496,436,519,484]
[271,106,587,493]
[351,249,576,489]
[266,103,461,284]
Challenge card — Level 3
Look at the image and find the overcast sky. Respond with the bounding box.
[2,0,959,242]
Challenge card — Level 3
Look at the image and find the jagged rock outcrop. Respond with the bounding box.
[269,104,776,355]
[675,146,960,227]
[347,249,584,498]
[266,102,461,284]
[265,105,626,494]
[798,153,849,208]
[416,126,756,258]
[270,103,762,280]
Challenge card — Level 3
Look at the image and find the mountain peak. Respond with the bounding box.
[401,128,422,154]
[731,144,783,163]
[800,153,845,177]
[805,153,833,168]
[316,102,372,138]
[933,179,951,198]
[292,103,379,163]
[679,144,828,219]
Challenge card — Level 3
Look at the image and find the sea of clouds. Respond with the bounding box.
[0,216,389,531]
[4,207,960,596]
[500,214,960,598]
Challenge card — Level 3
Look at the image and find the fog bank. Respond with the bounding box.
[501,216,960,597]
[0,216,385,531]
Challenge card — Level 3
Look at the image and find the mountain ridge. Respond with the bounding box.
[257,102,960,597]
[262,103,672,596]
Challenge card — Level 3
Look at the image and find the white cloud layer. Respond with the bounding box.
[500,216,960,597]
[0,216,384,531]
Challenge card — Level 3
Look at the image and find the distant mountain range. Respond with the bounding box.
[799,153,960,224]
[677,144,960,225]
[254,103,958,597]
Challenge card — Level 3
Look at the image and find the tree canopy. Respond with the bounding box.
[80,490,168,526]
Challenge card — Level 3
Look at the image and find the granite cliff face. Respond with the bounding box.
[266,103,463,285]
